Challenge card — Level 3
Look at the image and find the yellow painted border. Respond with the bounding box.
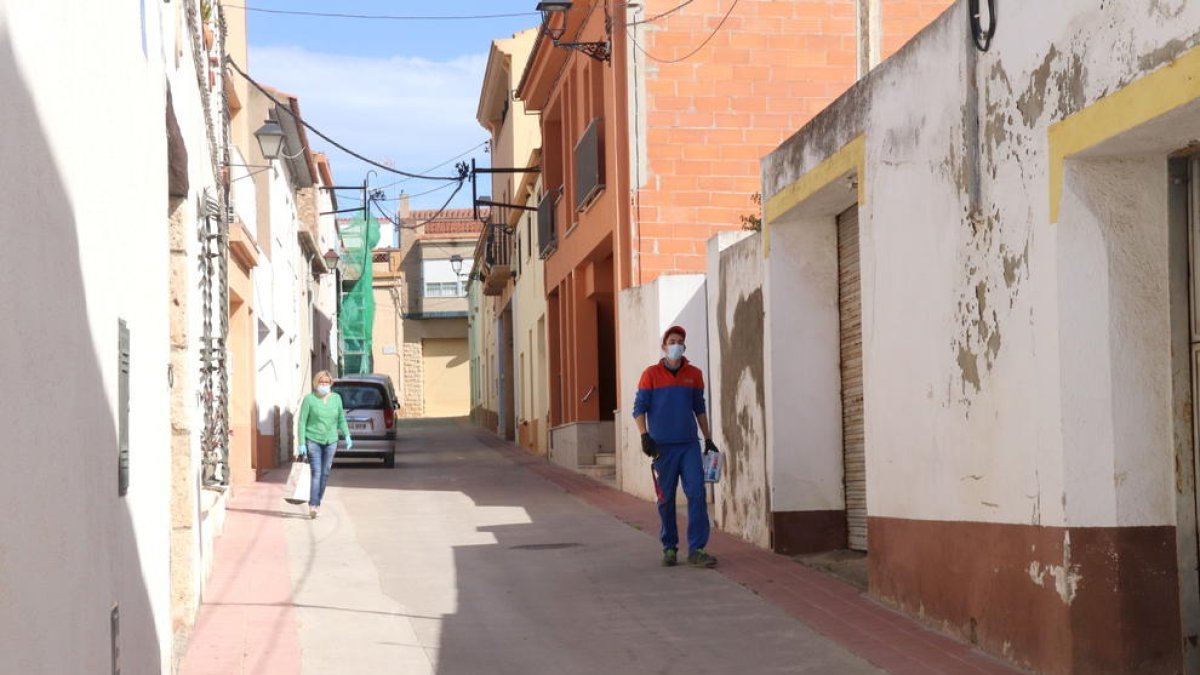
[1049,45,1200,222]
[763,135,865,255]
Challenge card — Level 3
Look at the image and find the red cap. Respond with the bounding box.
[662,325,686,344]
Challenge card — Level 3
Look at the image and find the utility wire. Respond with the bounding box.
[372,180,468,231]
[624,0,695,26]
[405,181,460,199]
[222,5,539,21]
[380,141,489,190]
[626,0,741,64]
[225,57,467,182]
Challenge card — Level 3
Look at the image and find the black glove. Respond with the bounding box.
[641,433,659,458]
[705,439,720,454]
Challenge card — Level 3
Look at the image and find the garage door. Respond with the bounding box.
[837,205,867,551]
[422,338,470,418]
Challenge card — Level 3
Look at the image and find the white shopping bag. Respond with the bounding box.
[283,460,311,505]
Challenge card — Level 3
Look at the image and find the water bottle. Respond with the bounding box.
[703,449,723,483]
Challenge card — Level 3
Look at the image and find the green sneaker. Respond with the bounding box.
[688,549,718,568]
[662,548,678,567]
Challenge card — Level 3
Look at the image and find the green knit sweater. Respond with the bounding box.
[297,392,350,446]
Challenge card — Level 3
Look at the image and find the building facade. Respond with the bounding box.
[760,2,1200,672]
[516,0,952,482]
[371,204,480,418]
[0,0,238,670]
[470,29,553,456]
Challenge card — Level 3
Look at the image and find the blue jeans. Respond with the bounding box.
[653,440,709,553]
[307,440,337,507]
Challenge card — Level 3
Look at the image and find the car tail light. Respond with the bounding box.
[384,406,394,429]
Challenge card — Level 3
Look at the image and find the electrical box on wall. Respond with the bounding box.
[118,320,130,497]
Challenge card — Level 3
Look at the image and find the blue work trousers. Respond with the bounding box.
[653,440,710,553]
[307,440,337,507]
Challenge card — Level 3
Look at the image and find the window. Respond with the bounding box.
[425,281,464,297]
[422,258,466,297]
[331,383,387,409]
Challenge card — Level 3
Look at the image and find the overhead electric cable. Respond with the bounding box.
[405,181,460,199]
[625,0,695,26]
[222,6,538,21]
[225,57,467,182]
[380,141,489,189]
[627,0,741,64]
[371,181,467,230]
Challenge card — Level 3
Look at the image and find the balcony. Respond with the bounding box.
[538,189,558,259]
[481,225,513,296]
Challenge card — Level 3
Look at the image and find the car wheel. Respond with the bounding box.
[383,453,395,469]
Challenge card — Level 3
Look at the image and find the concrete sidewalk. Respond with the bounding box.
[179,479,302,675]
[179,419,1021,674]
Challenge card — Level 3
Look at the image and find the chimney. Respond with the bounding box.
[399,192,411,220]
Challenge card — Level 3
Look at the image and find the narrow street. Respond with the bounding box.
[181,420,1017,675]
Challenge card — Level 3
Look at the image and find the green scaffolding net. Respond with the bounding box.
[339,214,380,376]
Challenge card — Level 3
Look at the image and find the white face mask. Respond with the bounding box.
[664,344,685,361]
[316,384,331,395]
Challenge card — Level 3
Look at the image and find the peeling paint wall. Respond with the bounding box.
[761,1,1200,670]
[706,232,770,548]
[764,0,1200,529]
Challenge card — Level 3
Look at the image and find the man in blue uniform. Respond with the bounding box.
[633,325,720,567]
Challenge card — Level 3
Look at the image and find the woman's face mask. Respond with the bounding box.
[664,343,685,361]
[316,384,331,395]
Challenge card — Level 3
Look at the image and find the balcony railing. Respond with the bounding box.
[482,224,513,296]
[538,189,558,259]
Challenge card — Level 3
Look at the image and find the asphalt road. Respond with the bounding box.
[281,419,882,675]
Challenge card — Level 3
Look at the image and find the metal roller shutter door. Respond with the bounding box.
[838,205,867,551]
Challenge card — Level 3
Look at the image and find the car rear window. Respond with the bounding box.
[332,383,387,410]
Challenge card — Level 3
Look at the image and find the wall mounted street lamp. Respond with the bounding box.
[450,254,464,277]
[253,119,287,160]
[536,1,611,62]
[323,249,340,273]
[226,119,289,183]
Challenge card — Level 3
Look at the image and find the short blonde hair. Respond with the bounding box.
[313,370,334,388]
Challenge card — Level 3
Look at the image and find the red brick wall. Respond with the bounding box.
[635,0,859,282]
[632,0,952,284]
[880,1,955,60]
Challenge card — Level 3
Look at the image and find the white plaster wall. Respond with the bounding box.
[0,1,219,671]
[761,0,1200,529]
[764,208,846,514]
[1057,158,1174,527]
[616,274,707,501]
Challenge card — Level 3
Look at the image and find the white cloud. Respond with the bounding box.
[248,45,490,198]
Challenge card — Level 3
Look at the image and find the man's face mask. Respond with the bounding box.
[664,343,685,361]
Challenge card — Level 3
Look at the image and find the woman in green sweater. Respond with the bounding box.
[297,370,352,519]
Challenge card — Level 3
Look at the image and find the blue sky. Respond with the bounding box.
[239,1,540,212]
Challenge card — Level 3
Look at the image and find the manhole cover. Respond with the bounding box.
[509,543,583,551]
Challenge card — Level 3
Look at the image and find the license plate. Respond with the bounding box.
[349,422,370,432]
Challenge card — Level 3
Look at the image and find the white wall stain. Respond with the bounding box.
[1027,532,1082,605]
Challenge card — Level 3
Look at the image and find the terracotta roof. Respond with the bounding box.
[405,208,487,237]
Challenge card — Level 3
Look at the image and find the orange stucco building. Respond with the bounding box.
[517,0,952,466]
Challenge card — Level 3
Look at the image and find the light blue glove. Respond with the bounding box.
[297,442,307,458]
[345,437,353,450]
